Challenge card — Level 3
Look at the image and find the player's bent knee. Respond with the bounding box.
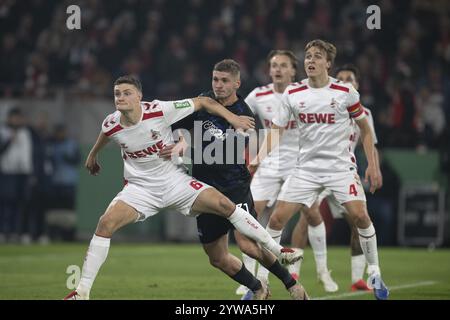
[353,212,371,228]
[209,255,227,269]
[268,213,283,230]
[96,214,118,237]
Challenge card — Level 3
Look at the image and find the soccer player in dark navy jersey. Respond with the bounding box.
[164,59,308,300]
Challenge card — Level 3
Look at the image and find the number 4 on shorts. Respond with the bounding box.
[349,184,358,196]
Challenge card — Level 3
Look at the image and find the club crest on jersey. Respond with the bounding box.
[330,98,338,108]
[266,106,273,112]
[150,130,161,140]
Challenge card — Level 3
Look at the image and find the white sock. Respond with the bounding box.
[256,226,282,282]
[77,234,111,298]
[288,248,304,275]
[242,253,256,276]
[308,222,328,274]
[358,224,380,276]
[228,207,283,257]
[351,254,366,283]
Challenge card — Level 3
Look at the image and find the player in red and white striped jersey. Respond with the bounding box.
[251,40,389,300]
[63,75,302,300]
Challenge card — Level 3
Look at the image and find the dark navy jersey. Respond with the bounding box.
[171,91,253,192]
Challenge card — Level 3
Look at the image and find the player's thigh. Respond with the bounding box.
[192,188,235,217]
[202,233,229,262]
[97,200,139,235]
[301,201,323,225]
[254,200,270,218]
[269,200,304,229]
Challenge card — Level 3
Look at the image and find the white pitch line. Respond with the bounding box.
[312,281,437,300]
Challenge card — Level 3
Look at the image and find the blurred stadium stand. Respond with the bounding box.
[0,0,449,246]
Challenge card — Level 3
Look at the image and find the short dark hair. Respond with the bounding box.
[335,64,360,83]
[213,59,240,78]
[267,50,298,71]
[305,39,337,68]
[114,75,142,92]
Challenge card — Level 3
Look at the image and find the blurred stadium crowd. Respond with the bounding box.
[0,0,449,244]
[1,0,449,148]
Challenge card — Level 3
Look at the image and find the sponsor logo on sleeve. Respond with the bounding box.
[174,101,191,109]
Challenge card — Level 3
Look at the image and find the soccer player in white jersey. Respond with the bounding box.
[237,50,337,295]
[63,75,302,300]
[250,40,389,300]
[290,64,383,292]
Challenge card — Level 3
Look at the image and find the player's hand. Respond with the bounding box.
[247,157,260,176]
[230,115,255,131]
[376,167,383,189]
[85,154,101,176]
[365,165,382,194]
[159,141,187,160]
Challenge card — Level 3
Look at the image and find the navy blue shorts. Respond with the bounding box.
[196,185,257,244]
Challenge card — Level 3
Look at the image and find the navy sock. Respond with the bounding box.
[230,264,262,292]
[268,260,296,289]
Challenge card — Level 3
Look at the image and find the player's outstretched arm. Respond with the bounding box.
[248,123,284,175]
[192,97,255,131]
[85,130,110,176]
[356,118,381,193]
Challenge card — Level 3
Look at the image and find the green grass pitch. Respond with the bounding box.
[1,243,449,300]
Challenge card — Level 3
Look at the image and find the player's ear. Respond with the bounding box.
[326,61,331,70]
[235,79,241,90]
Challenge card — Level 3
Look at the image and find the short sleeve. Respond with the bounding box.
[101,112,122,137]
[272,91,291,128]
[158,99,195,125]
[346,86,365,121]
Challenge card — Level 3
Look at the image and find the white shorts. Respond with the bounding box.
[317,189,348,219]
[111,171,211,221]
[250,165,292,206]
[278,169,366,208]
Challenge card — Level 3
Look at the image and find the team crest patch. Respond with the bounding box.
[174,101,191,109]
[330,98,338,108]
[150,130,161,140]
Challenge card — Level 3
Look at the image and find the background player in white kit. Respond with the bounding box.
[63,75,302,300]
[251,40,389,300]
[289,64,383,292]
[237,50,338,296]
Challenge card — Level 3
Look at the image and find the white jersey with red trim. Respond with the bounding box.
[350,106,378,152]
[101,99,195,185]
[245,83,298,170]
[273,77,366,173]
